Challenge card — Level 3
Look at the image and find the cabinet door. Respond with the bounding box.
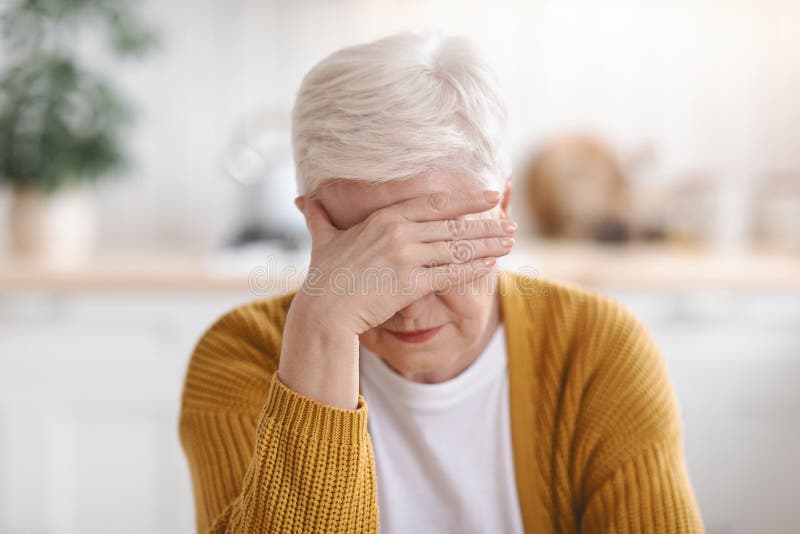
[0,291,255,534]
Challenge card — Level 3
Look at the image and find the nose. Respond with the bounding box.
[396,291,436,320]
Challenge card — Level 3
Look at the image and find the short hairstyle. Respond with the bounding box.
[291,31,510,195]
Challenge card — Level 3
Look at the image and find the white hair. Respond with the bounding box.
[291,31,510,195]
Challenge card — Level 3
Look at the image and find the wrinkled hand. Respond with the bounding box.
[294,189,516,335]
[278,189,516,408]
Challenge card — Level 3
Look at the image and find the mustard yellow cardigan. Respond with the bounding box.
[179,271,703,533]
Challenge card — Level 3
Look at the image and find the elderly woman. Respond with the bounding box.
[180,33,702,533]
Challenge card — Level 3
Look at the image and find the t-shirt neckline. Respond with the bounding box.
[359,324,507,411]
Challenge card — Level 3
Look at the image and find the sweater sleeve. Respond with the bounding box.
[580,437,703,533]
[574,297,704,533]
[178,302,379,533]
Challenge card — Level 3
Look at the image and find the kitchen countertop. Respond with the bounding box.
[0,240,798,292]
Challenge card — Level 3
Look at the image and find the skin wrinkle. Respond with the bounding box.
[310,170,511,384]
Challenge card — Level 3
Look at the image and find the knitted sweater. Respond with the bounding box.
[179,271,703,533]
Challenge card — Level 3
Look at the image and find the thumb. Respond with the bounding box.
[296,196,337,243]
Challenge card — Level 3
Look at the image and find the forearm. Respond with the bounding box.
[181,375,378,534]
[277,295,361,410]
[227,376,376,533]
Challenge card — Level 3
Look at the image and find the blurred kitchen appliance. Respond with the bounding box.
[522,133,724,246]
[522,134,632,242]
[630,172,718,247]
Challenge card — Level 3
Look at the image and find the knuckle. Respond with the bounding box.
[428,192,449,212]
[449,240,475,263]
[446,219,466,237]
[384,222,404,241]
[473,219,490,235]
[390,243,412,264]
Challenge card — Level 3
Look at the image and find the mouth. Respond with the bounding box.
[385,325,444,344]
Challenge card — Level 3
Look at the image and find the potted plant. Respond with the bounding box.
[0,0,157,263]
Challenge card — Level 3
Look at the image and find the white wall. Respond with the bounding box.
[3,0,799,253]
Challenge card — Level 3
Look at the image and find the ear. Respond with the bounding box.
[499,177,512,219]
[294,196,306,213]
[295,195,337,243]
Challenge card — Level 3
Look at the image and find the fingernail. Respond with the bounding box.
[295,197,305,210]
[502,220,517,233]
[483,190,500,204]
[501,238,515,247]
[483,257,496,266]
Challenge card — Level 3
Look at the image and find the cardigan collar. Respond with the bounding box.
[498,270,544,533]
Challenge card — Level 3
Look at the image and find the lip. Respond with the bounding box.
[386,325,444,344]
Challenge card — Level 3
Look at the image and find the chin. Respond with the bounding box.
[382,348,451,379]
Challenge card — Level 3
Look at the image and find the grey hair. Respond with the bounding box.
[291,31,511,194]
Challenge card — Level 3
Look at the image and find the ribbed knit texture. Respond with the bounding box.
[179,271,703,533]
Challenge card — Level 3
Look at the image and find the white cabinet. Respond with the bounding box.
[0,290,256,534]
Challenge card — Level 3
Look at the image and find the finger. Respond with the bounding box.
[378,189,500,223]
[299,197,337,242]
[414,217,517,243]
[415,236,514,266]
[425,256,497,293]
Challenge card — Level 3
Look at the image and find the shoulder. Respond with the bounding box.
[501,269,679,436]
[500,269,649,348]
[180,290,297,413]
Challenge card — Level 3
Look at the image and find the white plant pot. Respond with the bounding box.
[9,184,96,266]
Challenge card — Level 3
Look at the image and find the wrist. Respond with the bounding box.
[289,292,360,337]
[278,294,361,410]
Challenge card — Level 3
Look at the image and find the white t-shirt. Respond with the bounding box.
[358,325,525,534]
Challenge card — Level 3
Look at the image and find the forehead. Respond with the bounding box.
[313,171,482,229]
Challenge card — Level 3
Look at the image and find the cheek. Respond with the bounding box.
[437,291,487,333]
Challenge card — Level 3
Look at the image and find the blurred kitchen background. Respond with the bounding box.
[0,1,798,533]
